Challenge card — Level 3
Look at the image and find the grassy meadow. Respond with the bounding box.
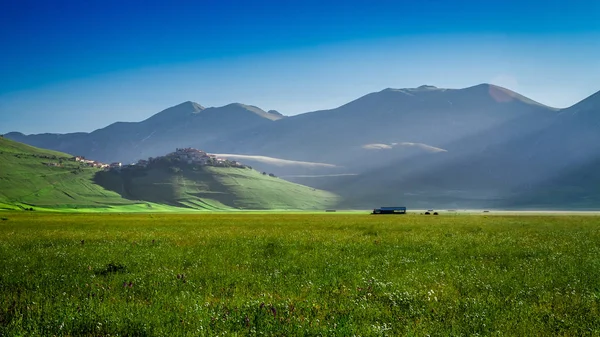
[1,212,600,336]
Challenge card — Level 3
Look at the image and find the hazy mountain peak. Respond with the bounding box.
[178,101,205,112]
[382,85,445,94]
[466,83,530,94]
[4,131,24,137]
[138,101,206,126]
[460,83,556,109]
[225,103,266,112]
[154,101,204,116]
[416,85,439,90]
[563,90,600,115]
[268,110,284,117]
[214,103,284,121]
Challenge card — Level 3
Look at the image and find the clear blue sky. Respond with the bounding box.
[1,0,599,134]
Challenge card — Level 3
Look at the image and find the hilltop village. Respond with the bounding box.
[71,148,249,171]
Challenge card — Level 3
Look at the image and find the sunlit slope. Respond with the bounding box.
[0,137,136,209]
[205,167,339,209]
[95,166,339,210]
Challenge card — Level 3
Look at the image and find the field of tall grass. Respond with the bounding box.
[1,212,599,336]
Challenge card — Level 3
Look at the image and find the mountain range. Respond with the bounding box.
[5,83,600,209]
[6,102,284,165]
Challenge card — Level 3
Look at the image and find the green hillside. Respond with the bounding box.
[95,165,339,210]
[0,137,139,210]
[0,137,338,211]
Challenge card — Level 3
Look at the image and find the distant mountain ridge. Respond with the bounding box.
[201,83,557,168]
[5,84,600,209]
[6,101,284,164]
[318,86,600,209]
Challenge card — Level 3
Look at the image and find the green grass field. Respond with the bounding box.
[1,212,600,336]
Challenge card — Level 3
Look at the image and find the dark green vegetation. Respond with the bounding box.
[1,213,599,335]
[0,137,337,211]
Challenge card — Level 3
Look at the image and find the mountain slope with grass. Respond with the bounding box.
[0,137,139,210]
[0,138,338,211]
[95,163,339,210]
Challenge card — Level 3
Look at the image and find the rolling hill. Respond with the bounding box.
[0,137,139,210]
[95,165,338,210]
[0,137,338,211]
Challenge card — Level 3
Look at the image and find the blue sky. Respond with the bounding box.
[1,0,599,134]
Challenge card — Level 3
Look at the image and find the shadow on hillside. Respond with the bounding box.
[92,168,186,207]
[92,167,240,209]
[93,169,144,202]
[500,156,600,210]
[327,110,587,209]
